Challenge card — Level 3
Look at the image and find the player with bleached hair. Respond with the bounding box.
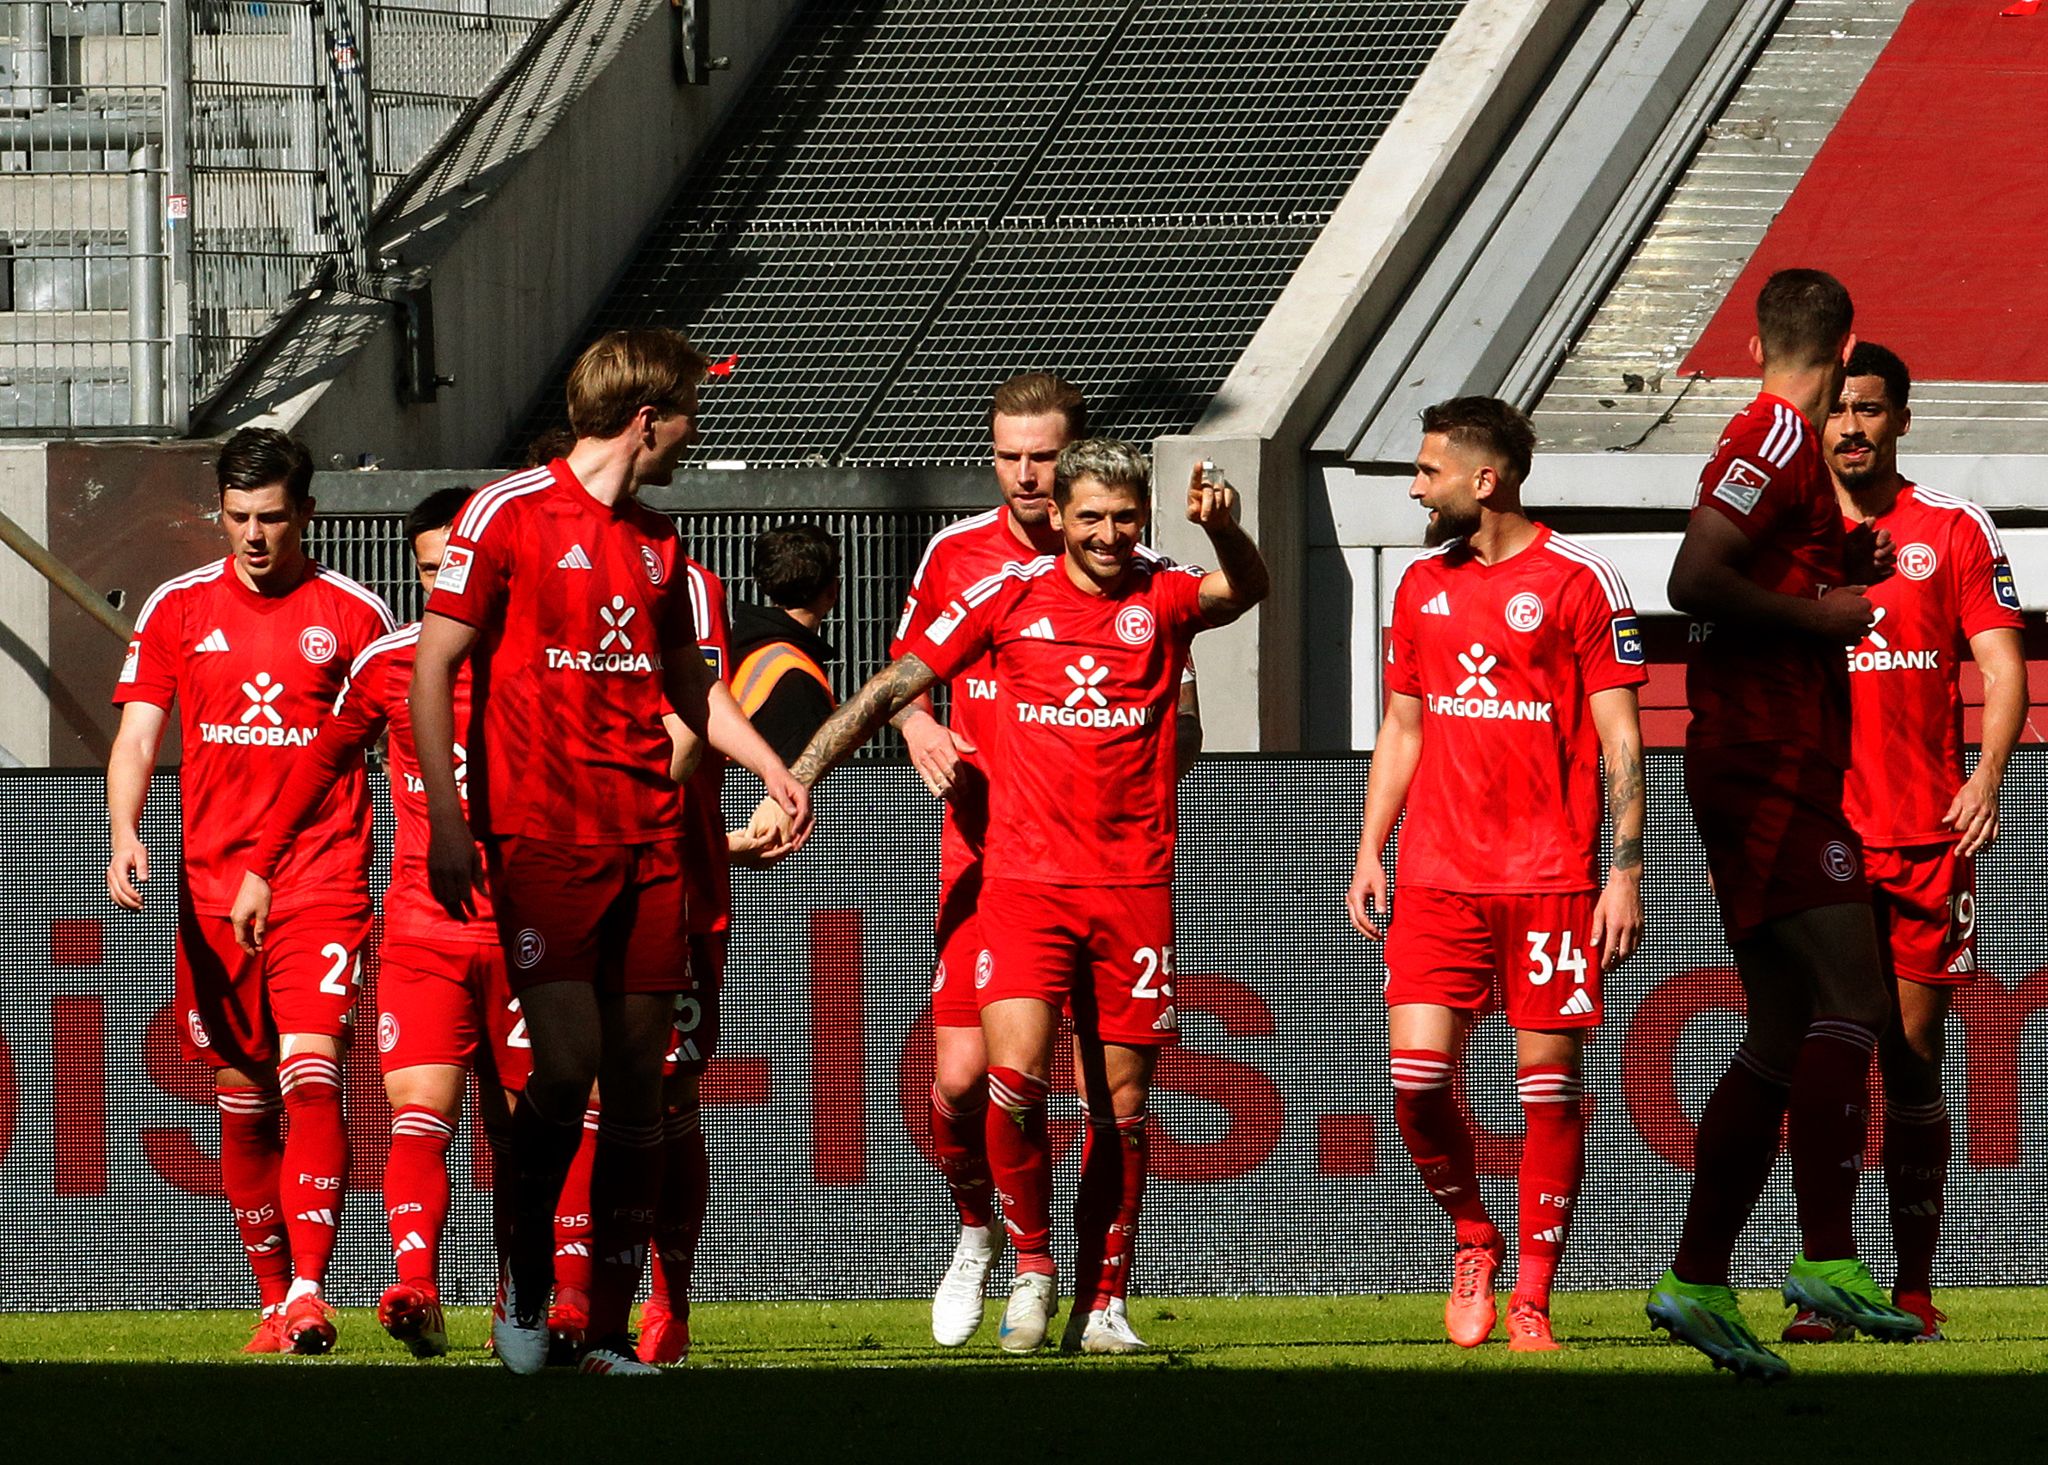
[753,438,1265,1353]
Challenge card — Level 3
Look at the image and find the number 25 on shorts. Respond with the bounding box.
[1131,945,1175,999]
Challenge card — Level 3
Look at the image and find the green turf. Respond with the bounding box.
[4,1293,2047,1458]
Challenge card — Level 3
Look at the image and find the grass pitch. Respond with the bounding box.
[4,1292,2047,1459]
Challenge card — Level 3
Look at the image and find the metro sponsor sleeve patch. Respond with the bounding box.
[1610,614,1645,666]
[1993,560,2021,612]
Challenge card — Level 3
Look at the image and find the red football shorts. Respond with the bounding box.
[978,879,1178,1048]
[666,931,729,1075]
[375,935,531,1090]
[484,834,692,995]
[930,855,988,1029]
[1384,885,1602,1031]
[1867,841,1976,988]
[1687,745,1869,943]
[176,900,371,1069]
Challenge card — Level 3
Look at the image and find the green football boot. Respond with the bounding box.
[1782,1255,1924,1342]
[1647,1269,1791,1381]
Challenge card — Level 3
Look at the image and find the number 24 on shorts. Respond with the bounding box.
[1524,930,1587,986]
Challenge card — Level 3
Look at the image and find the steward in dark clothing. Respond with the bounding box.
[729,597,837,766]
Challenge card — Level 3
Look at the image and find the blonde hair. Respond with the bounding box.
[1053,438,1150,506]
[565,328,712,440]
[989,371,1088,438]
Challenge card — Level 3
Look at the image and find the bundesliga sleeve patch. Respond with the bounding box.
[1610,614,1645,666]
[118,641,140,684]
[1709,458,1770,516]
[924,600,968,646]
[437,545,474,596]
[1993,560,2021,611]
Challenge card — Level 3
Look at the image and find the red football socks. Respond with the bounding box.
[1392,1050,1497,1246]
[217,1084,291,1309]
[1884,1096,1948,1295]
[384,1105,455,1291]
[1790,1017,1879,1262]
[1513,1065,1584,1308]
[278,1052,347,1291]
[587,1116,664,1340]
[930,1083,996,1231]
[648,1103,709,1314]
[985,1067,1054,1274]
[1674,1047,1791,1286]
[1075,1111,1149,1312]
[552,1108,601,1303]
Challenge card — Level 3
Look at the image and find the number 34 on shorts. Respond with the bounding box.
[1382,886,1603,1030]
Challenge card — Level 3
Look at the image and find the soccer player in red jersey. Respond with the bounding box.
[1347,398,1647,1353]
[758,439,1265,1354]
[107,428,395,1355]
[410,329,809,1376]
[889,373,1200,1346]
[229,488,525,1360]
[1649,270,1923,1378]
[1775,343,2028,1345]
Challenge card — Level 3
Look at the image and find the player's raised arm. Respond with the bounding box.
[106,700,169,910]
[1949,624,2028,856]
[1348,691,1421,940]
[1668,501,1873,644]
[1187,465,1270,625]
[1588,686,1646,971]
[410,610,483,918]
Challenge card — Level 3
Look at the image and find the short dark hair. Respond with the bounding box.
[1419,396,1535,489]
[1844,341,1910,409]
[1053,439,1150,507]
[217,427,314,505]
[523,426,575,468]
[752,522,840,608]
[405,487,472,543]
[1756,268,1853,366]
[990,371,1088,439]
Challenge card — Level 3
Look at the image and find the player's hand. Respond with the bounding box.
[1811,585,1877,644]
[426,815,483,921]
[1187,463,1240,531]
[1346,857,1389,940]
[230,871,273,955]
[108,831,150,911]
[901,708,968,798]
[1943,773,2001,857]
[1845,522,1897,583]
[726,825,779,869]
[750,772,813,859]
[1590,869,1643,972]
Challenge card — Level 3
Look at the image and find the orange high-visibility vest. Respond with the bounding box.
[732,640,835,717]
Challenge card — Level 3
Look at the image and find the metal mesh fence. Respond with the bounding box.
[525,0,1466,465]
[0,1,171,431]
[7,752,2048,1309]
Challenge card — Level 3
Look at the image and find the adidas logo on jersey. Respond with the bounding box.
[1019,617,1056,639]
[195,628,231,652]
[1420,591,1451,616]
[557,543,593,571]
[1948,948,1976,975]
[1558,988,1594,1018]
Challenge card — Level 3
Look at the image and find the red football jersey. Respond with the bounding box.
[248,623,496,945]
[1845,484,2024,846]
[115,557,394,914]
[893,506,1043,877]
[1386,528,1647,893]
[681,559,732,934]
[1685,392,1851,763]
[915,555,1209,886]
[425,460,697,844]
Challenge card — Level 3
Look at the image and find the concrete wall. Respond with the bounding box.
[267,1,806,469]
[1153,0,1593,750]
[0,444,51,766]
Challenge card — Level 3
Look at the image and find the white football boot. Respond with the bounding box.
[997,1271,1058,1353]
[1080,1297,1148,1355]
[492,1265,551,1376]
[932,1225,1000,1347]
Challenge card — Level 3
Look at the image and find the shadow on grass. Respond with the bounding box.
[5,1365,2047,1458]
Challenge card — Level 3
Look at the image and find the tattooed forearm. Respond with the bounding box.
[1607,742,1645,873]
[790,654,937,786]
